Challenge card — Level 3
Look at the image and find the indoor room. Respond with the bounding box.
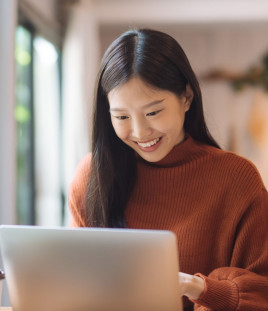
[1,0,268,309]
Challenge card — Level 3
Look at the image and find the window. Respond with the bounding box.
[15,24,63,226]
[15,25,34,224]
[33,36,63,226]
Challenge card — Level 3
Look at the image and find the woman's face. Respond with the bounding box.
[108,77,192,162]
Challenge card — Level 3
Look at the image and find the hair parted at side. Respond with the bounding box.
[85,28,220,228]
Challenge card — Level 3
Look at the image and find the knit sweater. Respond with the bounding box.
[68,136,268,311]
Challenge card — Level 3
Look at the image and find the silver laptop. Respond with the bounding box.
[0,225,182,311]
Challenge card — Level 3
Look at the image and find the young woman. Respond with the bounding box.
[69,29,268,310]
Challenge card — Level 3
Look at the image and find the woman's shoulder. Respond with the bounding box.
[73,153,92,180]
[68,153,92,227]
[69,153,92,199]
[210,146,257,170]
[206,145,265,189]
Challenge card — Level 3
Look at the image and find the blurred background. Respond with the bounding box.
[1,0,268,306]
[1,0,268,227]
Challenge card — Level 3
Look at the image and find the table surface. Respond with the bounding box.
[0,308,12,310]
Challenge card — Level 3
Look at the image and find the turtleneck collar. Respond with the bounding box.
[136,135,209,168]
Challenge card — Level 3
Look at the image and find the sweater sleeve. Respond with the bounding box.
[68,154,91,227]
[192,188,268,311]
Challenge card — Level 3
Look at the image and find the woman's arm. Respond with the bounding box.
[193,268,268,310]
[187,189,268,310]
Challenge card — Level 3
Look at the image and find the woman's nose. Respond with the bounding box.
[131,118,153,140]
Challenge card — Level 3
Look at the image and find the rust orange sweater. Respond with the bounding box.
[69,136,268,311]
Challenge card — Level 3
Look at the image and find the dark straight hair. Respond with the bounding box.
[85,28,220,228]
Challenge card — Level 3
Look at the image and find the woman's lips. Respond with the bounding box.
[135,137,162,152]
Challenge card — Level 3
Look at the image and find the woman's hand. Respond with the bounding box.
[178,272,205,300]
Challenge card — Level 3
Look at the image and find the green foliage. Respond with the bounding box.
[14,105,31,123]
[15,46,31,66]
[231,52,268,92]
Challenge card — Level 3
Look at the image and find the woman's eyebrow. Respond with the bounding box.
[110,99,165,112]
[142,99,165,109]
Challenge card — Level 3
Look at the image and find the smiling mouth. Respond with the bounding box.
[136,137,161,148]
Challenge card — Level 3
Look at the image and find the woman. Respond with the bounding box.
[69,29,268,310]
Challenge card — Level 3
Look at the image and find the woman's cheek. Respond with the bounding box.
[153,118,173,133]
[112,122,129,141]
[158,115,184,134]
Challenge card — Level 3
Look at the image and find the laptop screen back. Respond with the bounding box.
[0,225,182,311]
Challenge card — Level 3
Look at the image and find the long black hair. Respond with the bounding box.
[85,28,220,228]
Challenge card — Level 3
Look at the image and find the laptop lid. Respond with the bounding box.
[0,225,182,311]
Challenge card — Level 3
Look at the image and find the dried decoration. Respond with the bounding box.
[202,53,268,92]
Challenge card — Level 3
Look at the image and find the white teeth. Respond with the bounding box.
[137,137,160,148]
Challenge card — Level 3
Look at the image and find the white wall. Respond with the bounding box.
[95,0,268,24]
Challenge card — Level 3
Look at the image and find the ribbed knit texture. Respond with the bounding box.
[69,136,268,311]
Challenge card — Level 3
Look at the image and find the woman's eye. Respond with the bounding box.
[146,110,162,117]
[115,115,128,120]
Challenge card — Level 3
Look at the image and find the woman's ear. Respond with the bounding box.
[184,84,194,112]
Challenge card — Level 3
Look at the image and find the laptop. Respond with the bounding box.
[0,225,182,311]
